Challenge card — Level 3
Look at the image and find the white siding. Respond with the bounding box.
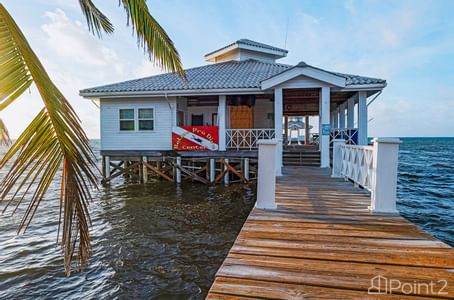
[213,49,240,63]
[100,97,176,150]
[276,75,331,89]
[239,49,277,63]
[212,49,277,63]
[254,99,274,128]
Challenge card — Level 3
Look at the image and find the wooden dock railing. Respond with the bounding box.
[332,137,401,213]
[226,128,275,150]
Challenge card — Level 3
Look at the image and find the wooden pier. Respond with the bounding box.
[207,167,454,299]
[100,150,258,185]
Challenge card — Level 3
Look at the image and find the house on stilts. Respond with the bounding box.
[80,39,386,184]
[80,40,454,298]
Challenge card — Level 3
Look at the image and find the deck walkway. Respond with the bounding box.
[207,166,454,299]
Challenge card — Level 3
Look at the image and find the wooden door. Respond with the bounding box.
[229,106,253,128]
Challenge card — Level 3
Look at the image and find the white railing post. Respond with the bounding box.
[370,138,401,213]
[256,139,277,210]
[331,139,345,178]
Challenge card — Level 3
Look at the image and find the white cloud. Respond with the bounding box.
[41,9,122,70]
[134,60,165,78]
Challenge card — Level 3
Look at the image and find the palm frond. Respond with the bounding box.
[120,0,185,77]
[78,0,114,37]
[0,4,98,275]
[0,117,11,146]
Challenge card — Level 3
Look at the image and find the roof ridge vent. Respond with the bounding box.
[204,39,288,64]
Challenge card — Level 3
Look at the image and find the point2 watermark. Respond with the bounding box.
[368,275,449,296]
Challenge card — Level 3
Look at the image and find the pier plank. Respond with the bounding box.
[209,277,441,299]
[207,166,454,299]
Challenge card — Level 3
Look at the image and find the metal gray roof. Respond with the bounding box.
[80,60,289,94]
[80,59,386,95]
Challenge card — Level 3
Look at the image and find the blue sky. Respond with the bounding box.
[2,0,454,137]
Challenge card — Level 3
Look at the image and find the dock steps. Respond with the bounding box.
[283,150,320,166]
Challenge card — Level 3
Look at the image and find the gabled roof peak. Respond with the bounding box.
[296,61,309,67]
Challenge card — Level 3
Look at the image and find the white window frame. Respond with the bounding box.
[138,108,155,131]
[118,107,156,132]
[119,108,135,131]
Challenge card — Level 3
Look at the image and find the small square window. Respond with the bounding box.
[138,108,154,131]
[119,109,135,131]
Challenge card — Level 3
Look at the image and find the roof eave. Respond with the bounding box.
[79,87,265,99]
[340,82,387,91]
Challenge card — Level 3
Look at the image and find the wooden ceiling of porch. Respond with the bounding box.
[184,88,355,115]
[283,89,355,116]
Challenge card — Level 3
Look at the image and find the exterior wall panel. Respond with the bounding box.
[100,97,176,150]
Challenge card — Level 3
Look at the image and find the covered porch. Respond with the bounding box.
[174,93,276,151]
[260,62,383,174]
[172,85,373,171]
[171,62,384,174]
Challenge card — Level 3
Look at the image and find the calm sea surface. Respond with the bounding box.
[0,137,453,299]
[396,137,453,246]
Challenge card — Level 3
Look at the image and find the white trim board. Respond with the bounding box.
[80,88,265,99]
[261,66,346,90]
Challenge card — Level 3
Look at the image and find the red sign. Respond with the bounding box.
[172,126,219,151]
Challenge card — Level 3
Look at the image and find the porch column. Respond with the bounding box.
[218,95,226,150]
[304,115,310,144]
[357,91,368,145]
[332,108,339,129]
[347,96,355,128]
[284,116,289,145]
[274,87,283,176]
[320,87,330,168]
[339,102,346,129]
